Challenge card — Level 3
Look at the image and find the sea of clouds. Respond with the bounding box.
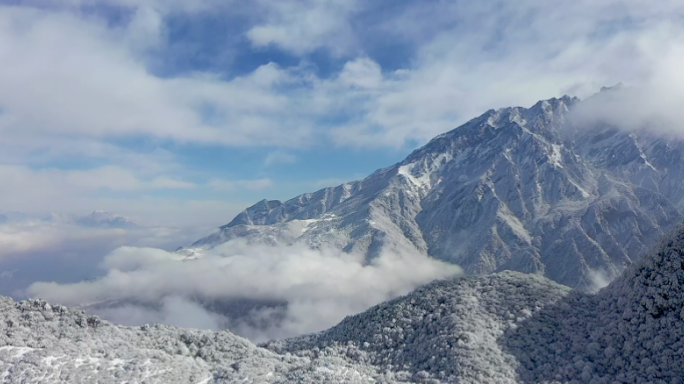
[24,239,462,342]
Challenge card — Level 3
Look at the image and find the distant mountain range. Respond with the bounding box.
[67,210,139,229]
[0,210,139,229]
[184,89,684,290]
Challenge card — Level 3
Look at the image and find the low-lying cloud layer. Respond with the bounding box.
[0,220,215,297]
[27,241,462,342]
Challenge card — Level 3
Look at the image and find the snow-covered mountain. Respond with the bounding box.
[186,92,684,290]
[5,223,684,383]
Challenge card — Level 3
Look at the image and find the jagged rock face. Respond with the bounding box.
[187,96,684,290]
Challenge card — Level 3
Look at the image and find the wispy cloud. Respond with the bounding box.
[570,40,684,134]
[263,151,298,167]
[149,177,197,190]
[4,0,684,155]
[207,178,273,192]
[0,220,216,297]
[246,0,361,56]
[0,165,194,195]
[4,0,683,155]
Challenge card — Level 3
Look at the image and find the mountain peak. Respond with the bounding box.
[188,94,684,290]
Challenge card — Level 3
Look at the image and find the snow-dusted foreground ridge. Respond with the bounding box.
[4,223,684,383]
[186,90,684,290]
[0,296,382,383]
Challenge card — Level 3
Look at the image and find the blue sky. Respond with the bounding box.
[1,0,684,227]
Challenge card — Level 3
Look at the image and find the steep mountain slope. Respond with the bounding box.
[8,224,684,383]
[186,94,684,290]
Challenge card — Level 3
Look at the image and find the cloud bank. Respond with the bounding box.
[27,241,462,342]
[0,220,215,297]
[4,1,684,152]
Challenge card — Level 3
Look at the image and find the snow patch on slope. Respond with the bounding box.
[549,144,563,168]
[497,207,532,244]
[397,163,431,190]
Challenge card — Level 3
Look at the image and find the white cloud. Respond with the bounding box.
[0,165,258,227]
[263,151,298,167]
[0,6,313,149]
[246,0,360,56]
[90,198,245,228]
[207,178,273,192]
[0,187,245,230]
[0,220,217,298]
[27,241,462,341]
[0,221,211,263]
[338,58,382,89]
[18,0,228,14]
[4,0,684,155]
[570,36,684,134]
[0,165,194,194]
[149,177,197,190]
[125,5,165,50]
[63,166,157,191]
[0,270,16,279]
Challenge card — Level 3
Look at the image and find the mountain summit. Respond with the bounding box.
[187,93,684,290]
